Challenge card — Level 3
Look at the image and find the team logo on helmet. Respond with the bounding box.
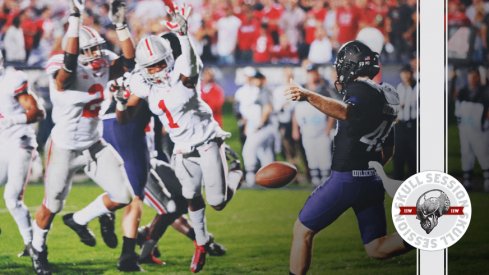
[392,171,471,251]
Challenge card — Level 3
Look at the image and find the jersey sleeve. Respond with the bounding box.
[344,85,374,119]
[257,89,272,106]
[128,71,150,100]
[45,54,64,76]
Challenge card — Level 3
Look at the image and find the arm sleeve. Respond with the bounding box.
[128,72,149,100]
[344,87,371,119]
[173,35,201,78]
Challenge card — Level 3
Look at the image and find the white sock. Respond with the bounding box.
[73,194,110,225]
[228,170,243,192]
[188,208,209,246]
[32,221,48,252]
[245,171,255,187]
[8,202,32,244]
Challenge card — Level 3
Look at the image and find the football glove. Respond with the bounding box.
[70,0,85,15]
[110,73,131,111]
[161,3,191,36]
[109,0,127,29]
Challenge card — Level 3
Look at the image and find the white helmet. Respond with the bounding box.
[79,26,106,64]
[135,35,174,84]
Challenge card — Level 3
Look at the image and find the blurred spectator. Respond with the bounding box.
[215,1,241,64]
[20,7,43,61]
[303,0,327,56]
[307,26,333,64]
[292,64,335,186]
[253,23,274,63]
[279,0,306,54]
[192,13,217,63]
[4,14,25,63]
[234,66,257,145]
[448,0,471,27]
[393,65,417,180]
[271,33,299,64]
[465,0,489,24]
[334,0,360,47]
[453,67,489,191]
[386,0,416,62]
[200,67,225,127]
[237,4,259,63]
[240,71,275,187]
[259,0,284,45]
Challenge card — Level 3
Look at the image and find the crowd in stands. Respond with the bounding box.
[0,0,417,68]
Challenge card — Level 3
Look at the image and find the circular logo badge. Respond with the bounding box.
[392,171,472,251]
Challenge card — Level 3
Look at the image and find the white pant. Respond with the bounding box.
[0,141,34,244]
[43,139,132,213]
[458,125,489,171]
[242,125,275,171]
[173,140,228,207]
[302,134,332,172]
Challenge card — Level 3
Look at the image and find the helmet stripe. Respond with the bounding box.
[82,26,96,39]
[145,38,154,56]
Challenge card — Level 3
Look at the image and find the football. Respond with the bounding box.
[255,162,297,188]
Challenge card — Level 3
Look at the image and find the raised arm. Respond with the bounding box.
[109,0,136,79]
[54,0,84,91]
[285,80,350,121]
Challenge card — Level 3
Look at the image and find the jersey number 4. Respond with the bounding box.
[158,100,179,129]
[82,84,105,118]
[360,121,393,152]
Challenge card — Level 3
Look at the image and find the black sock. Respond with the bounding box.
[122,236,136,255]
[149,213,178,241]
[186,228,196,241]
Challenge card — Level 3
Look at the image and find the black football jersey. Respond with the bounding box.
[331,80,398,171]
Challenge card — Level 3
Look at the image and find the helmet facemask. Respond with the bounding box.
[142,58,173,85]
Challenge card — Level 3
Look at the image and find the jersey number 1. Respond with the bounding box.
[158,100,179,129]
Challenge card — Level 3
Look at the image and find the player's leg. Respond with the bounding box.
[31,140,80,274]
[301,136,322,186]
[242,132,260,187]
[471,130,489,191]
[4,146,34,255]
[174,154,208,272]
[353,176,413,259]
[458,126,475,188]
[256,127,275,168]
[199,141,241,211]
[289,172,355,275]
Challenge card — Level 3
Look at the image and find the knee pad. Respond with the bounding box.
[108,189,132,205]
[4,197,21,211]
[45,199,64,214]
[206,194,226,209]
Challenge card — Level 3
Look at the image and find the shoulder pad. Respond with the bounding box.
[45,54,65,75]
[379,82,400,105]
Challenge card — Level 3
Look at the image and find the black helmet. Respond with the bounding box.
[334,40,380,86]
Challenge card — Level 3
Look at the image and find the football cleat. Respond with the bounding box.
[63,213,96,247]
[138,240,166,266]
[137,226,161,257]
[190,241,207,273]
[207,234,226,257]
[118,252,143,272]
[29,244,51,275]
[18,245,30,257]
[99,212,118,248]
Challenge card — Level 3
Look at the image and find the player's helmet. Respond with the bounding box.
[334,40,380,88]
[135,35,174,84]
[79,26,106,64]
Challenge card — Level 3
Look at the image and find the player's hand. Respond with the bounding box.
[70,0,85,15]
[110,73,131,111]
[109,0,127,29]
[285,78,307,101]
[161,3,191,36]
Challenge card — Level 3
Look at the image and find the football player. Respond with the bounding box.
[285,40,414,274]
[112,5,242,273]
[0,51,45,256]
[29,1,138,274]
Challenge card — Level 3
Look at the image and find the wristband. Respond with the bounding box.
[66,16,81,37]
[116,25,131,41]
[116,102,127,111]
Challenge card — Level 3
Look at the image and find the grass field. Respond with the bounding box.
[0,105,487,274]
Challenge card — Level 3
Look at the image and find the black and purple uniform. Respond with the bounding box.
[298,79,397,244]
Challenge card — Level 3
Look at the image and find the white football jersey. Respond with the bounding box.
[128,71,228,154]
[0,67,37,148]
[46,51,117,150]
[294,101,328,138]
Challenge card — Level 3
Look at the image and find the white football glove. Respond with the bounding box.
[70,0,85,15]
[161,3,191,36]
[109,73,131,111]
[109,0,127,29]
